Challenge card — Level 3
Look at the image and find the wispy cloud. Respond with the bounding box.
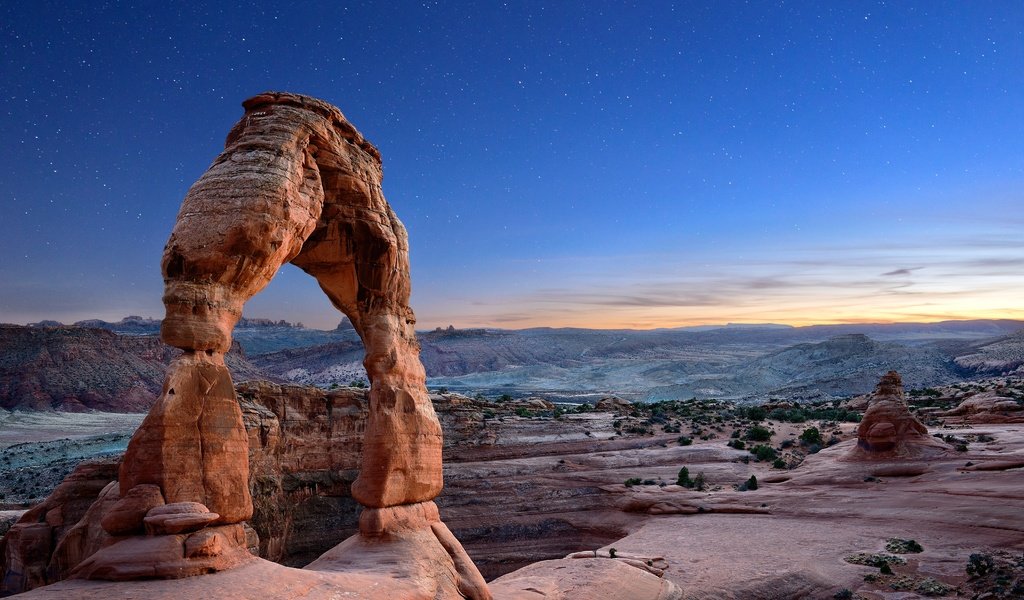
[881,267,922,276]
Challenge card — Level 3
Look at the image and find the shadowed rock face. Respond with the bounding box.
[851,371,948,458]
[79,92,477,595]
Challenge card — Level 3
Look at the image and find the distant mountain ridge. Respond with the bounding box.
[250,319,1024,401]
[3,318,1022,410]
[0,325,265,412]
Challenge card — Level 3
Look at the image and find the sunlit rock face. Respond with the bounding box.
[68,92,482,596]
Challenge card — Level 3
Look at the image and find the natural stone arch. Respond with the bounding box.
[80,93,488,598]
[151,92,441,509]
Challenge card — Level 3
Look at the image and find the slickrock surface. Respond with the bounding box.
[849,371,950,458]
[5,380,1024,598]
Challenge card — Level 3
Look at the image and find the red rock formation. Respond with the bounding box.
[942,390,1024,424]
[72,92,485,597]
[849,371,949,458]
[0,458,118,595]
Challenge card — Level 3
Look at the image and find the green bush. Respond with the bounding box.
[746,425,772,441]
[885,538,923,554]
[624,477,643,487]
[677,436,693,446]
[966,553,994,577]
[739,475,758,491]
[676,467,692,487]
[692,472,706,491]
[772,458,787,469]
[800,427,823,445]
[750,445,778,462]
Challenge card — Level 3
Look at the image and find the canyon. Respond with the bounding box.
[3,374,1023,597]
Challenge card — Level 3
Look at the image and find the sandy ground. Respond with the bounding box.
[0,410,144,448]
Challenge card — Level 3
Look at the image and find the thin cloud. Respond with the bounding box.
[881,267,923,276]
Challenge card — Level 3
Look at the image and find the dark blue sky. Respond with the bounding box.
[2,1,1022,329]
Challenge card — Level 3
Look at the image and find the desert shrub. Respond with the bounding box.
[609,547,617,558]
[844,553,906,568]
[750,445,778,462]
[738,406,766,421]
[780,439,795,449]
[739,475,758,491]
[746,425,772,441]
[769,408,807,423]
[886,538,923,554]
[966,553,994,577]
[800,427,823,446]
[692,472,706,491]
[772,458,787,469]
[879,562,893,575]
[624,477,643,487]
[676,467,692,488]
[727,439,745,450]
[677,436,692,446]
[833,589,853,600]
[515,407,531,418]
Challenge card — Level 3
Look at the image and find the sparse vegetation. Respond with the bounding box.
[799,427,822,446]
[886,538,923,554]
[750,444,778,462]
[967,553,995,577]
[746,425,772,441]
[844,553,906,568]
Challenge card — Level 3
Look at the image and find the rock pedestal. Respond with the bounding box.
[850,371,949,458]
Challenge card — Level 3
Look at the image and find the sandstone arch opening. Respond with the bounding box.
[75,92,490,599]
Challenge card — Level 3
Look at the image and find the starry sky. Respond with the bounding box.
[2,1,1022,330]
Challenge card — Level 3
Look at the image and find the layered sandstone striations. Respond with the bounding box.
[52,92,497,598]
[0,324,262,412]
[849,371,949,458]
[942,389,1024,424]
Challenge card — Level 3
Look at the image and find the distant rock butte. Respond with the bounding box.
[849,371,950,459]
[6,93,676,599]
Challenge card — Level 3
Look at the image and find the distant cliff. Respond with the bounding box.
[0,325,264,412]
